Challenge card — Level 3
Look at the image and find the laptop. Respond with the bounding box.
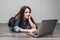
[27,19,58,38]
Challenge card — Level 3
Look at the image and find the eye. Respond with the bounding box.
[26,12,27,13]
[25,12,27,13]
[29,11,31,13]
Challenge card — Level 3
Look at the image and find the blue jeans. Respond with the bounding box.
[14,25,20,32]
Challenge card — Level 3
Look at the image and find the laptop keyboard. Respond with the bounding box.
[32,32,37,35]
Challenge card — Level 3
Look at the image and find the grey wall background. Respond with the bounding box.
[0,0,60,23]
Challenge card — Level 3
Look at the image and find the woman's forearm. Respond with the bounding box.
[28,18,36,29]
[20,28,37,33]
[20,29,30,33]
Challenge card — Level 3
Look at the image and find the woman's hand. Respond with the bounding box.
[31,28,37,33]
[28,14,32,19]
[28,28,37,33]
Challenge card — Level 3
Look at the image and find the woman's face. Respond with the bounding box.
[24,8,31,19]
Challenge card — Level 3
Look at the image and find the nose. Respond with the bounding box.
[27,12,30,15]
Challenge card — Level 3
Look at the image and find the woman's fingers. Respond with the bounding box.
[28,29,37,33]
[31,29,37,32]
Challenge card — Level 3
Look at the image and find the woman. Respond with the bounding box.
[11,6,37,33]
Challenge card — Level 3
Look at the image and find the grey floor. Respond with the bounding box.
[0,23,60,40]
